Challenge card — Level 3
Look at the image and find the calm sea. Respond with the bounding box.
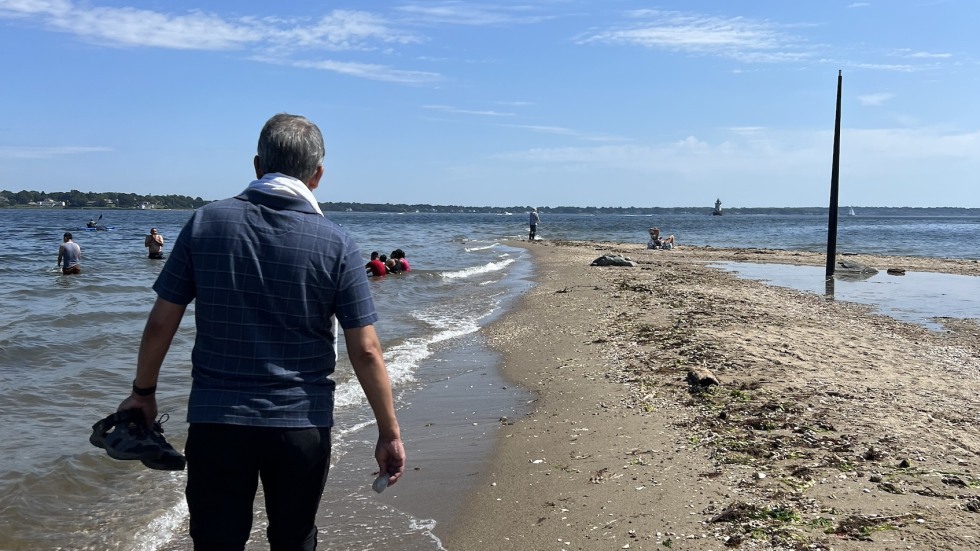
[0,207,977,550]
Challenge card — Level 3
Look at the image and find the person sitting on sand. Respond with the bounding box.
[647,227,676,250]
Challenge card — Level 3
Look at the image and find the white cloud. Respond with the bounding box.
[846,128,980,159]
[56,8,258,50]
[0,0,72,18]
[0,145,111,159]
[907,51,952,59]
[857,93,894,106]
[395,1,554,26]
[497,124,624,142]
[579,9,811,63]
[0,1,429,79]
[423,105,514,117]
[263,10,420,52]
[286,59,441,84]
[727,126,768,136]
[487,126,980,206]
[832,60,918,72]
[493,126,980,176]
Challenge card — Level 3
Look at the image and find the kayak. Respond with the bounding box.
[79,226,115,231]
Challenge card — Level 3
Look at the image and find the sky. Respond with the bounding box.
[1,1,978,208]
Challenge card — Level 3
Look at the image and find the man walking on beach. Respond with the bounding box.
[117,113,405,550]
[529,207,540,242]
[57,232,81,274]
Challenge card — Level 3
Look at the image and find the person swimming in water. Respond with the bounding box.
[390,249,410,272]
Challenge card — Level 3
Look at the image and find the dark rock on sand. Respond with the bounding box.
[590,255,637,267]
[687,367,720,388]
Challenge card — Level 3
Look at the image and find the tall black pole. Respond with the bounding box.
[825,70,843,277]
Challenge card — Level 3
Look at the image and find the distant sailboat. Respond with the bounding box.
[848,207,856,216]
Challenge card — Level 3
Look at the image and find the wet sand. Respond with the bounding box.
[440,241,980,550]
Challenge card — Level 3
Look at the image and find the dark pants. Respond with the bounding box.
[529,224,537,241]
[62,265,81,275]
[185,423,332,551]
[148,252,164,259]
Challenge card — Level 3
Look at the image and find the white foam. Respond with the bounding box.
[333,305,488,410]
[464,243,498,252]
[409,518,448,550]
[440,258,514,280]
[336,419,376,438]
[132,479,188,551]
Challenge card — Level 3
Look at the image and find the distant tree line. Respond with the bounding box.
[0,189,208,209]
[323,202,722,215]
[3,191,975,216]
[320,203,979,216]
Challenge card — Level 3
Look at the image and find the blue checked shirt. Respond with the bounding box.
[153,188,378,428]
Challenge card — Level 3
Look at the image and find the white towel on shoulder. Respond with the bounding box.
[244,173,323,217]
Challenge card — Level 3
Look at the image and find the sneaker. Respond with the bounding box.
[90,410,186,470]
[140,415,186,471]
[90,411,131,450]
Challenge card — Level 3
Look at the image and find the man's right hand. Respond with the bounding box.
[117,393,158,428]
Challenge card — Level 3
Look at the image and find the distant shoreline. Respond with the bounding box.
[0,206,191,211]
[8,206,977,215]
[2,203,979,216]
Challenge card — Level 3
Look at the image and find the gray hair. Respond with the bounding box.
[256,113,325,182]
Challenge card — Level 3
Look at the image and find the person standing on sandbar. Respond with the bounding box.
[116,113,405,549]
[529,207,540,242]
[144,228,165,259]
[57,232,82,274]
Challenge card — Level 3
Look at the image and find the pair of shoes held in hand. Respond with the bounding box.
[90,410,186,471]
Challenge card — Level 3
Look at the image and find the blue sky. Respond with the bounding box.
[1,1,978,208]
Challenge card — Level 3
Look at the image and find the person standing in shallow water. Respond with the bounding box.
[57,232,81,274]
[144,228,165,259]
[116,113,405,550]
[529,208,540,241]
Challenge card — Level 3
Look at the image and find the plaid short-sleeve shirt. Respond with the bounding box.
[153,189,378,428]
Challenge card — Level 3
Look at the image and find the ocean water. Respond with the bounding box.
[0,207,977,550]
[713,262,980,331]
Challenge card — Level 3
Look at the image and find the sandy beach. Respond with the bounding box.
[441,241,980,550]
